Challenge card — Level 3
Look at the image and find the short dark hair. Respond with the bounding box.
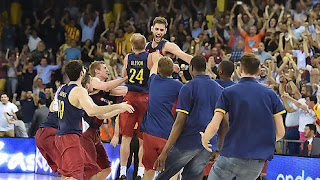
[153,17,168,27]
[190,55,206,72]
[64,60,84,81]
[1,93,8,97]
[218,60,234,77]
[308,95,318,104]
[306,124,316,134]
[240,53,260,75]
[38,98,46,105]
[158,56,174,77]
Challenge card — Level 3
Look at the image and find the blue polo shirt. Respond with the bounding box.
[215,79,236,88]
[175,75,223,150]
[215,77,285,160]
[140,74,183,139]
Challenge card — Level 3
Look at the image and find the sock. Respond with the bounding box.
[120,166,127,177]
[137,167,145,177]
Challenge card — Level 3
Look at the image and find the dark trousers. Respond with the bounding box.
[285,127,300,155]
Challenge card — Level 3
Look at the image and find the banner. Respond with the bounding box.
[267,155,320,179]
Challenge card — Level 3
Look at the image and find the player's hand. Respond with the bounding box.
[153,151,167,172]
[119,102,134,113]
[173,64,180,73]
[200,132,213,152]
[151,52,162,63]
[110,134,119,147]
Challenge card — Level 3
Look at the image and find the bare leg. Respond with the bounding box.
[138,138,144,168]
[97,168,111,180]
[120,135,132,176]
[142,170,155,180]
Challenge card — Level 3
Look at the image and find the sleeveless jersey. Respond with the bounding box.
[83,90,111,129]
[127,51,150,93]
[56,84,83,136]
[145,39,167,54]
[39,111,59,129]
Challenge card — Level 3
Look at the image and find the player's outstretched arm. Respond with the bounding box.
[91,76,128,91]
[165,42,192,64]
[74,87,134,116]
[149,52,162,76]
[121,55,129,78]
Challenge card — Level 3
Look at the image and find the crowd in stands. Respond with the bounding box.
[0,0,320,156]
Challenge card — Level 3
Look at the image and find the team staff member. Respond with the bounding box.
[201,53,286,180]
[140,55,183,180]
[55,61,134,180]
[119,33,155,180]
[154,55,224,179]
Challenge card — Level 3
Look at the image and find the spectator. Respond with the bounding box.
[124,21,136,54]
[13,91,37,133]
[256,67,268,84]
[34,58,60,86]
[79,11,99,43]
[28,98,49,137]
[6,52,18,98]
[64,40,81,62]
[0,93,18,137]
[31,41,52,66]
[81,39,93,67]
[0,50,8,95]
[27,29,42,52]
[237,14,267,53]
[230,40,244,62]
[255,42,272,64]
[60,14,80,42]
[301,124,317,156]
[1,20,16,51]
[21,60,37,92]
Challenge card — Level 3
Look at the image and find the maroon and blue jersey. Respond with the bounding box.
[140,74,183,139]
[39,111,59,129]
[56,84,83,136]
[83,90,111,129]
[127,51,150,94]
[146,39,167,54]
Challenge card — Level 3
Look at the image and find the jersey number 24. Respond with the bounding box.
[129,68,144,84]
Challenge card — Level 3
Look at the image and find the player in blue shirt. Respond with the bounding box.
[140,55,183,180]
[214,60,236,88]
[154,55,224,179]
[201,53,286,180]
[54,60,134,180]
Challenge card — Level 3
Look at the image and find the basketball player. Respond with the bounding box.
[119,33,157,180]
[146,17,192,64]
[55,60,134,180]
[79,61,128,180]
[140,55,183,180]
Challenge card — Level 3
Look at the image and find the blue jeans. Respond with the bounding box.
[155,146,212,180]
[208,155,265,180]
[285,127,300,155]
[6,77,18,98]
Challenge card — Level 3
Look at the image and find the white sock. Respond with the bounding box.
[137,167,145,177]
[120,166,127,177]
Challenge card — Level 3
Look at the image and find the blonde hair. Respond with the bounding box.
[130,33,146,51]
[158,56,173,77]
[89,61,105,77]
[153,17,168,27]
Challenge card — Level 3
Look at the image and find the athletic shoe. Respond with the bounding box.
[119,175,127,180]
[135,176,142,180]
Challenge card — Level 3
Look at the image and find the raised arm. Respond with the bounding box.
[121,55,128,78]
[283,93,307,110]
[165,42,192,64]
[237,14,244,33]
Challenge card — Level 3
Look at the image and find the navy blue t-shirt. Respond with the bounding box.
[127,52,150,93]
[175,75,223,150]
[215,79,236,88]
[20,99,36,123]
[215,77,285,160]
[140,74,183,139]
[39,111,59,129]
[83,90,111,130]
[56,84,83,136]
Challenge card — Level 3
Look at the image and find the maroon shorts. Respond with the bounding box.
[80,127,111,169]
[142,133,167,171]
[119,91,148,139]
[35,127,61,173]
[55,134,102,180]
